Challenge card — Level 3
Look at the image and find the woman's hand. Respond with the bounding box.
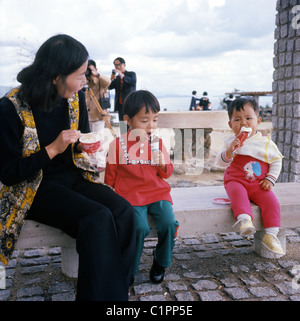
[45,129,81,159]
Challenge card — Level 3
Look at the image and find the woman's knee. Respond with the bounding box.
[78,207,115,235]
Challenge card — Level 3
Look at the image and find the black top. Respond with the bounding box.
[108,70,136,111]
[199,96,211,110]
[0,90,89,186]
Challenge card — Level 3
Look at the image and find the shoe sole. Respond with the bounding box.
[262,241,285,255]
[240,227,256,237]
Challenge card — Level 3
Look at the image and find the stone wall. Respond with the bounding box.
[273,0,300,182]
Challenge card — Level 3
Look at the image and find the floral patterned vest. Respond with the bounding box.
[0,88,103,265]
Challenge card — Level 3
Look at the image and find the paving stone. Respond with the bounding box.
[17,286,43,298]
[173,246,191,253]
[192,280,218,291]
[240,275,260,286]
[262,273,290,284]
[235,247,252,255]
[220,277,239,287]
[20,257,50,267]
[21,265,47,274]
[240,265,250,272]
[5,279,13,288]
[52,291,76,301]
[278,260,300,268]
[221,233,243,241]
[287,236,300,243]
[223,287,250,300]
[207,243,226,250]
[215,248,235,255]
[144,241,157,248]
[173,253,192,260]
[248,286,277,298]
[274,281,300,296]
[134,273,148,284]
[5,268,16,277]
[201,234,219,244]
[166,282,188,292]
[175,292,195,301]
[198,291,225,301]
[6,259,17,269]
[143,249,154,256]
[139,294,166,301]
[253,262,277,271]
[191,245,208,251]
[183,272,210,279]
[24,278,42,285]
[183,239,201,245]
[24,249,43,258]
[164,273,181,281]
[195,251,213,258]
[230,266,239,273]
[230,240,252,247]
[0,290,11,301]
[48,282,74,294]
[17,296,45,301]
[48,247,61,256]
[133,283,163,295]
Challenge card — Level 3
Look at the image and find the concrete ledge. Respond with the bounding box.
[17,221,75,249]
[17,221,78,278]
[158,111,228,129]
[169,182,300,235]
[16,182,300,277]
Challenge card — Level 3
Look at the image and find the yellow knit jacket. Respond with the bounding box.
[0,88,103,265]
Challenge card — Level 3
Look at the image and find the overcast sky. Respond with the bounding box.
[0,0,277,97]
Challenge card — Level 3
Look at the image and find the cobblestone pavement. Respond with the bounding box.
[1,229,300,302]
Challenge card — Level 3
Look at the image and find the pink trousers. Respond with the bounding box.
[225,180,280,228]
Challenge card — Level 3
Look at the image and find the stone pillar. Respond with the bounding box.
[273,0,300,182]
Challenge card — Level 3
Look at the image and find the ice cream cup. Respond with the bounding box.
[79,133,101,155]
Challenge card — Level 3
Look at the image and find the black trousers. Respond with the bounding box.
[27,173,136,301]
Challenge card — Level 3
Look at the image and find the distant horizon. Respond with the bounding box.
[0,85,273,101]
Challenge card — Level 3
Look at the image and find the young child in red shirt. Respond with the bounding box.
[105,90,179,285]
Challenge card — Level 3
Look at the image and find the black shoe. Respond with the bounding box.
[150,257,165,284]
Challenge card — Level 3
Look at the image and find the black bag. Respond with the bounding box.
[99,91,111,110]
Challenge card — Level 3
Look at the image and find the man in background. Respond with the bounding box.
[199,91,211,110]
[109,57,136,133]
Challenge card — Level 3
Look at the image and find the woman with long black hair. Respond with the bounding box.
[0,34,135,301]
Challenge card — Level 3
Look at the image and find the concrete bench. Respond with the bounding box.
[16,182,300,278]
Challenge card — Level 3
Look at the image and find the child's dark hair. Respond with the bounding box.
[228,97,259,119]
[123,90,160,118]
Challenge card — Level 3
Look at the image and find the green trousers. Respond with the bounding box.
[132,201,179,275]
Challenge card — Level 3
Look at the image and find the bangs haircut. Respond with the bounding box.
[123,90,160,118]
[228,97,259,120]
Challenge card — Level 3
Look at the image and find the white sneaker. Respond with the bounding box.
[233,217,256,237]
[262,233,285,255]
